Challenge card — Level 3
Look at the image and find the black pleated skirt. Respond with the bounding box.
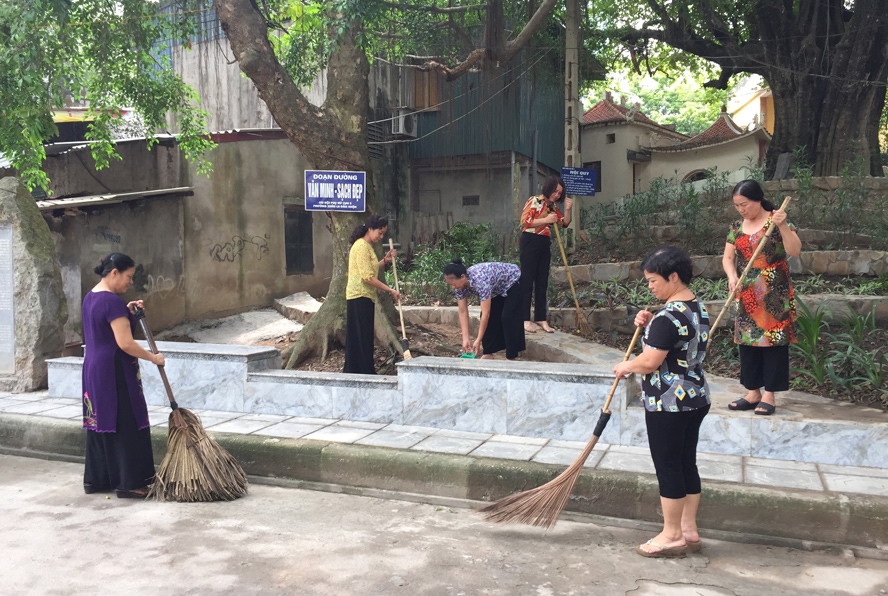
[83,353,155,492]
[344,297,377,374]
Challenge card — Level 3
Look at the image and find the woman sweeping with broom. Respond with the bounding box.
[82,253,164,499]
[613,246,711,558]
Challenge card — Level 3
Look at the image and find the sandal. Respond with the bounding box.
[728,397,760,411]
[116,488,149,499]
[755,402,776,416]
[635,539,687,558]
[686,539,702,553]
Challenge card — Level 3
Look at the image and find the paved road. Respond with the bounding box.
[2,454,887,596]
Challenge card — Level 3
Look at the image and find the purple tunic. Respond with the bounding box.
[81,291,150,432]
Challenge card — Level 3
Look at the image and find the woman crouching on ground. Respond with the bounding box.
[344,214,399,374]
[443,259,525,360]
[613,246,711,558]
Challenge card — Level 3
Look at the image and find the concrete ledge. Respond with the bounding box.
[2,412,886,551]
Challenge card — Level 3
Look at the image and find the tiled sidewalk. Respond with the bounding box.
[3,390,887,498]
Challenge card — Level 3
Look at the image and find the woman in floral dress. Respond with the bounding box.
[722,180,802,416]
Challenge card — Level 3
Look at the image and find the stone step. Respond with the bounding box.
[273,291,323,324]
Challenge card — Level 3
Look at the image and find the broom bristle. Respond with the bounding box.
[148,408,249,503]
[479,437,599,528]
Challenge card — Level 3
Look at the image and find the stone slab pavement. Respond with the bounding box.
[2,453,888,596]
[3,391,887,500]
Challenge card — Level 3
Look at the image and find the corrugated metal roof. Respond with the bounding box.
[37,187,194,211]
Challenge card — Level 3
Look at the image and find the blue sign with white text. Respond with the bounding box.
[305,170,366,212]
[560,167,596,196]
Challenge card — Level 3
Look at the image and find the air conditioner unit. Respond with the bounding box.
[392,108,417,138]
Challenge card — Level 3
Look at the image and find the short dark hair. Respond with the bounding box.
[442,258,467,278]
[732,179,775,211]
[541,174,565,201]
[640,246,693,285]
[349,214,389,244]
[94,253,136,277]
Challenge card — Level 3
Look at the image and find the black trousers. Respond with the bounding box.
[84,353,155,492]
[645,404,710,499]
[519,232,551,322]
[481,281,526,359]
[344,297,376,374]
[739,345,790,392]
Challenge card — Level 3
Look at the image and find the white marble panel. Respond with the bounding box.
[47,365,82,399]
[401,372,507,434]
[332,386,402,424]
[505,378,617,443]
[139,359,245,412]
[697,413,753,456]
[618,408,647,448]
[750,419,888,468]
[243,381,337,418]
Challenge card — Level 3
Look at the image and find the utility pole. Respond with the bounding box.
[563,0,581,252]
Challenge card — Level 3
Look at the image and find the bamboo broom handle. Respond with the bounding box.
[552,222,582,312]
[388,239,408,340]
[709,196,792,333]
[600,324,644,416]
[133,306,178,410]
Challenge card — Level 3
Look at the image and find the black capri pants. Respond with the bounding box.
[645,404,710,499]
[481,280,526,359]
[739,345,790,392]
[519,232,551,322]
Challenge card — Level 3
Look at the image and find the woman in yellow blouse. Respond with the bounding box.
[344,214,400,374]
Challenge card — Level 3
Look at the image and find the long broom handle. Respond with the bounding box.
[551,221,582,313]
[388,239,408,341]
[709,196,792,333]
[133,306,179,410]
[600,324,644,417]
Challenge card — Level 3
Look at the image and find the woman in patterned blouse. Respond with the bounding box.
[723,180,801,416]
[518,174,572,333]
[343,214,399,374]
[442,259,525,359]
[613,246,711,558]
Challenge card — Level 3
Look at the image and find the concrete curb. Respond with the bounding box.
[2,412,887,553]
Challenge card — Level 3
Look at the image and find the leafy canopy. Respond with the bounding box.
[0,0,215,191]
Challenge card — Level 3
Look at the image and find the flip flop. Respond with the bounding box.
[755,402,776,416]
[635,539,687,558]
[728,397,760,411]
[686,539,702,553]
[116,488,149,499]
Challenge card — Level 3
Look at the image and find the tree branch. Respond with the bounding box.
[418,48,486,80]
[500,0,558,63]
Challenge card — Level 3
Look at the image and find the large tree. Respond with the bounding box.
[0,0,563,368]
[589,0,888,177]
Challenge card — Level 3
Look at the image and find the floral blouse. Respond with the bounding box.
[453,262,521,302]
[727,219,797,346]
[520,195,566,236]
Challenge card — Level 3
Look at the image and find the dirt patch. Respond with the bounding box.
[256,322,478,375]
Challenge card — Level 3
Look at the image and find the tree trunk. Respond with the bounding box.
[214,0,404,369]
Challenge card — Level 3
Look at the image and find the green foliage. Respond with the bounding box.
[0,0,215,190]
[401,222,507,304]
[791,301,830,385]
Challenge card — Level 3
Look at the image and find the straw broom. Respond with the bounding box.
[480,197,792,527]
[134,307,249,502]
[552,220,592,335]
[479,325,643,528]
[389,238,412,360]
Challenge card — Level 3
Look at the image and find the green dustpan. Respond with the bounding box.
[459,352,476,359]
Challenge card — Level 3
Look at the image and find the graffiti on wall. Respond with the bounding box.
[208,234,270,262]
[132,264,185,297]
[93,228,121,244]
